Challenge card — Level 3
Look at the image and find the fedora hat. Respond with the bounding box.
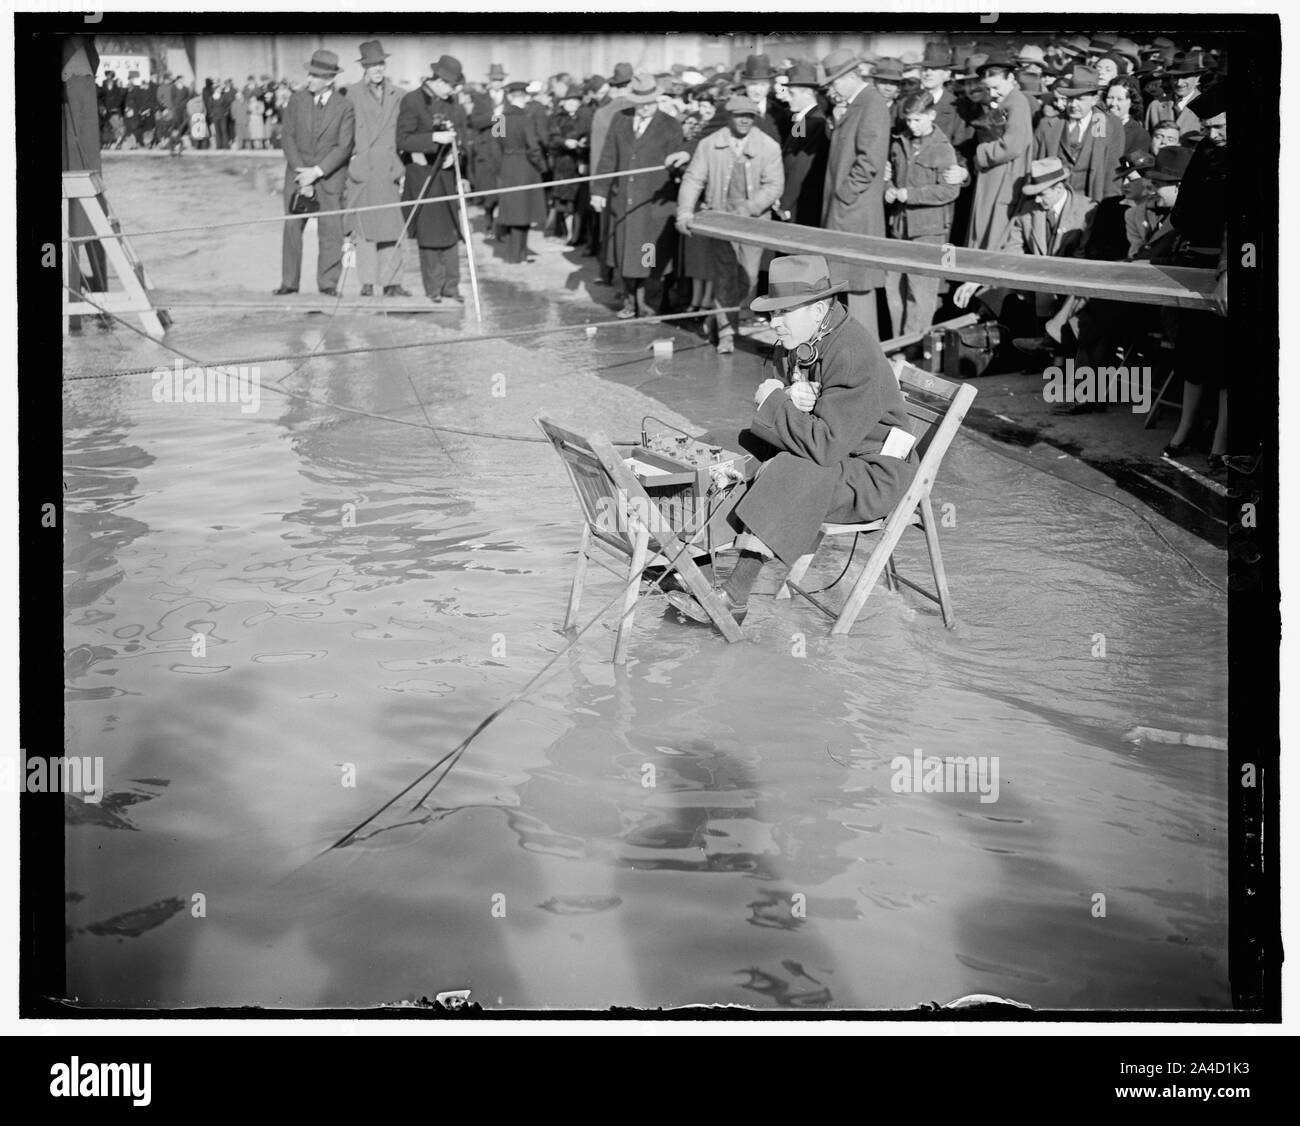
[1165,50,1205,77]
[1057,34,1092,58]
[609,61,634,87]
[357,40,390,68]
[1016,44,1047,68]
[430,54,463,85]
[961,53,989,79]
[1091,34,1118,51]
[1021,157,1069,195]
[307,49,342,77]
[487,63,507,81]
[921,42,955,69]
[750,255,848,313]
[1144,145,1192,182]
[503,80,529,95]
[1055,65,1101,96]
[740,53,779,81]
[625,71,660,104]
[724,94,760,117]
[872,57,905,83]
[582,74,606,94]
[819,47,860,85]
[1112,37,1142,65]
[976,51,1021,75]
[784,60,821,88]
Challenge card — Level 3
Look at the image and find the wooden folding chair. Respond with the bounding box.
[776,363,977,634]
[536,417,745,664]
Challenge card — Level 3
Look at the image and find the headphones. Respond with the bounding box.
[788,306,834,373]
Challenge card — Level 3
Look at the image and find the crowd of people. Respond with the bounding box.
[96,71,293,152]
[102,33,1232,465]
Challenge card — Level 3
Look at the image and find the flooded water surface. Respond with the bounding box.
[62,311,1229,1011]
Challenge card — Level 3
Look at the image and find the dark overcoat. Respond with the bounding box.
[779,106,829,226]
[467,91,503,197]
[729,303,918,564]
[495,104,547,227]
[822,85,891,289]
[595,109,683,278]
[396,87,467,249]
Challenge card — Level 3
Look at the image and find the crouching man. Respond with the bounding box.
[667,254,917,628]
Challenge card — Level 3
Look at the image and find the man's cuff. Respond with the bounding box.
[754,383,784,415]
[313,165,323,178]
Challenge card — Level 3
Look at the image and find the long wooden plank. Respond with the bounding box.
[690,213,1216,311]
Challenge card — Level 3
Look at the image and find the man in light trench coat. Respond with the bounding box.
[346,41,410,295]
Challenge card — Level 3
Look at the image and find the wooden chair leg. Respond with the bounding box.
[777,533,824,600]
[918,493,955,628]
[884,555,899,592]
[564,523,591,630]
[613,522,649,665]
[832,512,913,635]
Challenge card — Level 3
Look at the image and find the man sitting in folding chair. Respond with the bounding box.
[667,254,918,629]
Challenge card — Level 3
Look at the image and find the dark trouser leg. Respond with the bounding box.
[438,245,461,295]
[315,189,345,290]
[418,247,441,297]
[282,208,305,290]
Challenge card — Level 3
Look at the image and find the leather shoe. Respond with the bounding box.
[383,284,412,297]
[359,284,374,296]
[318,287,339,297]
[272,286,298,295]
[666,587,748,627]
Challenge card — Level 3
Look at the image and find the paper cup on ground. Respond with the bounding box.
[652,339,673,358]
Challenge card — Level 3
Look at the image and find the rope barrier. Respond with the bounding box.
[63,305,746,381]
[65,163,676,244]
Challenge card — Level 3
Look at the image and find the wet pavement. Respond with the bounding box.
[59,156,1229,1010]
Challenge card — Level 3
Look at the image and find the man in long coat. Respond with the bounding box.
[776,61,829,226]
[591,72,683,317]
[665,256,917,628]
[396,54,468,303]
[964,53,1034,251]
[588,63,634,283]
[819,48,891,333]
[494,82,548,263]
[275,49,356,296]
[346,40,409,295]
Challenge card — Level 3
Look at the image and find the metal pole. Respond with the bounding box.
[449,131,483,325]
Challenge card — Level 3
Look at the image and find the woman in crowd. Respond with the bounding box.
[1105,78,1150,155]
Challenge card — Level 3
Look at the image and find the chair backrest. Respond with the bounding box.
[893,361,978,469]
[535,416,638,555]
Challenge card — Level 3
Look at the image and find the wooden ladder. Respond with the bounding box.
[62,169,168,338]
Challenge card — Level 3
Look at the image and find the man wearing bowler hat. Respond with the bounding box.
[274,49,356,297]
[665,255,917,629]
[1034,65,1125,202]
[396,54,469,303]
[739,52,789,143]
[819,47,891,334]
[347,40,409,296]
[775,61,829,227]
